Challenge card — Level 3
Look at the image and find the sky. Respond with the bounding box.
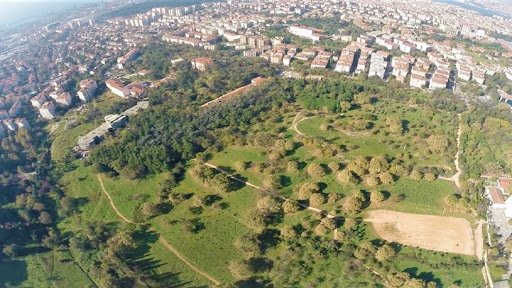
[0,0,99,27]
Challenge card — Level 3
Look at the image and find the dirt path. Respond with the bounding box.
[439,113,463,189]
[157,236,222,286]
[96,174,135,224]
[201,162,336,219]
[475,220,484,261]
[289,111,313,136]
[95,174,221,286]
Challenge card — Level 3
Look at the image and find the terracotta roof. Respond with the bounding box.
[498,178,512,193]
[488,187,505,204]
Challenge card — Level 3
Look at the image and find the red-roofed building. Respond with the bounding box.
[191,57,214,71]
[498,178,512,194]
[486,186,506,208]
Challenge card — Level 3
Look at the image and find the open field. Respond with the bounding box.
[366,210,475,256]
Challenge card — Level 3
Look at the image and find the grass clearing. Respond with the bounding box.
[150,166,261,283]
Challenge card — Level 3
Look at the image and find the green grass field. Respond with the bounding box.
[0,250,96,288]
[151,167,261,283]
[58,162,213,287]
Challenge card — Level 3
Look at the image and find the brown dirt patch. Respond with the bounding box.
[365,210,475,256]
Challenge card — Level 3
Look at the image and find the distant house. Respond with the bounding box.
[39,101,56,119]
[106,79,130,98]
[191,57,214,71]
[77,79,98,102]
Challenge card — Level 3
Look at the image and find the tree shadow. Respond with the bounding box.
[258,228,281,251]
[280,175,292,187]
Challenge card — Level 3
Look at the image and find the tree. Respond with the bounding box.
[59,196,76,216]
[309,193,325,206]
[282,199,299,214]
[340,101,351,112]
[257,195,282,214]
[370,190,386,203]
[379,172,395,184]
[410,169,423,180]
[387,272,411,287]
[280,225,297,238]
[321,217,337,230]
[424,172,436,181]
[427,134,450,153]
[297,182,321,200]
[235,161,249,171]
[337,169,359,184]
[106,230,136,258]
[343,190,366,214]
[246,209,268,231]
[314,224,329,235]
[262,175,281,190]
[142,202,161,218]
[347,157,369,176]
[375,244,395,262]
[328,162,341,172]
[386,116,404,135]
[234,233,261,256]
[2,244,18,258]
[307,163,326,178]
[286,160,299,173]
[38,211,52,225]
[369,156,389,174]
[228,259,253,279]
[365,176,380,186]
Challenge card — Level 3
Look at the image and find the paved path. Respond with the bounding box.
[96,174,221,286]
[201,162,336,219]
[439,113,463,190]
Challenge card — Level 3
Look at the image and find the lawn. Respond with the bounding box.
[58,162,216,286]
[58,161,118,228]
[375,178,457,216]
[99,171,169,220]
[150,167,261,283]
[209,145,267,186]
[0,250,96,288]
[50,123,95,161]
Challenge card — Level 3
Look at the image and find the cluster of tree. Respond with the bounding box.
[67,224,182,287]
[337,156,401,186]
[90,77,294,179]
[189,165,241,193]
[461,105,512,178]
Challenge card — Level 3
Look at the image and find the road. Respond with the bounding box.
[96,174,222,286]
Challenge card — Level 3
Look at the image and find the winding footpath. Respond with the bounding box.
[439,113,463,189]
[96,174,222,286]
[202,162,336,219]
[289,111,313,136]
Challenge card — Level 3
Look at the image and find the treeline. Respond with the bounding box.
[91,71,292,178]
[91,71,471,180]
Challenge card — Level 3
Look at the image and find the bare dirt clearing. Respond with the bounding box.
[365,210,475,256]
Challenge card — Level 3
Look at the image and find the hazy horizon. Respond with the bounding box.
[0,0,100,27]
